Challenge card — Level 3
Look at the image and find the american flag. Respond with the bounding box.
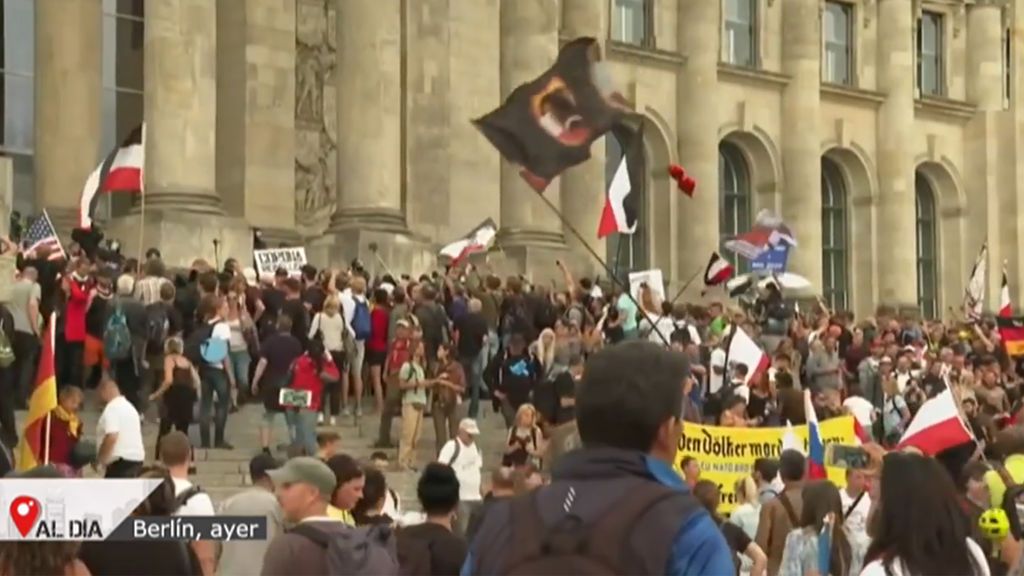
[24,210,64,261]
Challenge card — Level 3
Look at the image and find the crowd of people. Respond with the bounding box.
[0,235,1021,575]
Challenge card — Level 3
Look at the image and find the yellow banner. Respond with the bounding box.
[675,416,857,514]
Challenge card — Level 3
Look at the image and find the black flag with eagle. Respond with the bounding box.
[598,122,643,239]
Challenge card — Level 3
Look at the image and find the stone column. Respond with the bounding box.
[34,0,102,227]
[143,0,221,212]
[677,0,719,296]
[559,0,608,272]
[328,0,406,233]
[966,0,1005,307]
[497,0,564,249]
[781,0,822,290]
[875,0,917,309]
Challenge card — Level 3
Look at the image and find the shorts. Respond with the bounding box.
[84,335,107,370]
[366,348,387,368]
[347,340,366,376]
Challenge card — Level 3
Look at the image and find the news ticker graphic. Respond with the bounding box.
[0,479,266,541]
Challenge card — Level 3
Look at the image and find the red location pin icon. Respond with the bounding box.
[10,496,40,537]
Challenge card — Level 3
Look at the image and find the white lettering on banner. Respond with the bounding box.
[253,248,307,277]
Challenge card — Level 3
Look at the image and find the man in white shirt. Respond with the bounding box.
[437,418,483,536]
[96,378,145,478]
[840,468,871,546]
[159,431,216,576]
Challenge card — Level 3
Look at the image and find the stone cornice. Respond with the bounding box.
[717,64,790,89]
[821,84,886,107]
[607,41,686,70]
[915,96,977,121]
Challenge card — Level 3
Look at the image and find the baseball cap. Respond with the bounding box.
[249,453,281,483]
[242,267,258,287]
[459,418,481,436]
[267,457,336,498]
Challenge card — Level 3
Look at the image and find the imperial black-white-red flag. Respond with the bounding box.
[80,125,145,229]
[597,122,643,239]
[439,219,498,266]
[703,252,734,287]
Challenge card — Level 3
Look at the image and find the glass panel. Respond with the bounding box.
[2,0,33,75]
[612,0,647,45]
[116,16,144,90]
[116,0,144,18]
[103,14,117,89]
[2,73,32,151]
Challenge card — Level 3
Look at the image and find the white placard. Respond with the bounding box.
[628,268,666,304]
[253,247,307,277]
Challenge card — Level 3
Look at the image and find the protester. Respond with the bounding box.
[438,417,483,536]
[217,453,284,576]
[315,431,341,461]
[260,457,350,575]
[756,449,807,576]
[398,340,429,471]
[680,455,701,488]
[95,377,144,478]
[287,338,340,456]
[107,274,147,412]
[485,332,541,427]
[778,480,864,576]
[432,342,466,454]
[159,432,216,575]
[149,336,198,459]
[340,275,370,416]
[841,467,872,547]
[0,538,88,576]
[396,463,467,576]
[352,466,394,527]
[309,295,346,424]
[225,277,255,409]
[10,266,40,404]
[325,453,363,526]
[693,479,768,575]
[455,297,488,419]
[60,258,90,389]
[252,315,303,453]
[502,403,544,468]
[367,287,390,414]
[730,475,762,540]
[753,457,782,503]
[193,295,234,449]
[464,341,733,575]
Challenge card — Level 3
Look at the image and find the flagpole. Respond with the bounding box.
[136,124,146,267]
[666,265,704,309]
[42,315,54,466]
[531,190,670,346]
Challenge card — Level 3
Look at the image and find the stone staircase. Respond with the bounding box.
[17,397,511,509]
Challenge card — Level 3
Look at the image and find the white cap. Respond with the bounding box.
[459,418,480,435]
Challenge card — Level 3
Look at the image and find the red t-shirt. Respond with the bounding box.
[289,354,340,412]
[386,339,410,376]
[368,307,389,353]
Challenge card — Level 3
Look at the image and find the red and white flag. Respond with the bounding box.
[703,252,734,287]
[726,327,770,386]
[80,124,145,229]
[1001,263,1013,318]
[597,124,642,239]
[439,219,497,266]
[896,389,974,455]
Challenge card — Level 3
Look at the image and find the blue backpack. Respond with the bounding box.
[352,299,372,341]
[103,302,133,361]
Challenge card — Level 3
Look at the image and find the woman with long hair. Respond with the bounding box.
[862,452,988,576]
[309,296,347,425]
[532,328,557,380]
[693,479,767,576]
[287,337,340,457]
[225,276,255,409]
[149,336,199,461]
[502,404,545,469]
[398,341,429,471]
[778,480,863,576]
[730,475,762,540]
[366,288,391,414]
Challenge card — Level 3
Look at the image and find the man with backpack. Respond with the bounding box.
[261,456,399,576]
[464,342,733,576]
[754,449,806,576]
[105,275,148,412]
[341,275,371,416]
[160,431,216,576]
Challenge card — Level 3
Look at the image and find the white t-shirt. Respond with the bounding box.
[709,348,727,395]
[172,477,216,516]
[839,488,871,540]
[438,438,483,502]
[208,320,232,368]
[843,396,875,429]
[733,383,751,402]
[97,396,145,463]
[860,538,989,576]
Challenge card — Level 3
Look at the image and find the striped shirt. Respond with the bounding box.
[134,276,170,306]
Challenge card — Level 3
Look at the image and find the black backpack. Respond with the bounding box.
[493,483,687,575]
[145,302,170,352]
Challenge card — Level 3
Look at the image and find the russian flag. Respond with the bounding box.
[804,390,827,479]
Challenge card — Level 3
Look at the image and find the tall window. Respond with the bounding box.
[724,0,758,67]
[102,0,144,218]
[821,158,848,310]
[0,0,35,215]
[915,173,938,319]
[918,11,945,97]
[719,142,751,272]
[824,1,853,85]
[605,129,648,278]
[611,0,653,47]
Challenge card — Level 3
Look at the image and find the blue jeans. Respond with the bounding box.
[289,409,317,456]
[199,366,229,446]
[460,352,487,419]
[228,350,250,393]
[484,329,500,362]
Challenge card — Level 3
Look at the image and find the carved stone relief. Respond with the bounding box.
[295,0,337,234]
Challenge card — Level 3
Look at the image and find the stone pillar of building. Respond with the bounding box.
[875,0,917,311]
[559,0,608,276]
[966,0,1006,309]
[108,0,252,268]
[495,0,566,276]
[677,0,719,300]
[217,0,298,247]
[781,0,822,292]
[34,0,102,231]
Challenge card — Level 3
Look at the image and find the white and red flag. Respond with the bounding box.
[896,389,974,456]
[439,219,498,266]
[80,124,144,229]
[725,327,770,386]
[1001,262,1013,318]
[597,123,643,239]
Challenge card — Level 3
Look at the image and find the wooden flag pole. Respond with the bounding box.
[666,265,704,310]
[42,314,55,466]
[531,190,670,346]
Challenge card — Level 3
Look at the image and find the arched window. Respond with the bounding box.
[604,128,648,279]
[915,172,939,318]
[821,157,848,310]
[719,141,751,272]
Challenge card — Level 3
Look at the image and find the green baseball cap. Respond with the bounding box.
[267,457,336,498]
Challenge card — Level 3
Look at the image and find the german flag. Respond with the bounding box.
[997,315,1024,357]
[16,316,57,470]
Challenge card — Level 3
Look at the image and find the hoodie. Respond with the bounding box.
[259,517,350,576]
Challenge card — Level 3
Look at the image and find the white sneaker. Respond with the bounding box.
[329,416,337,426]
[317,413,324,425]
